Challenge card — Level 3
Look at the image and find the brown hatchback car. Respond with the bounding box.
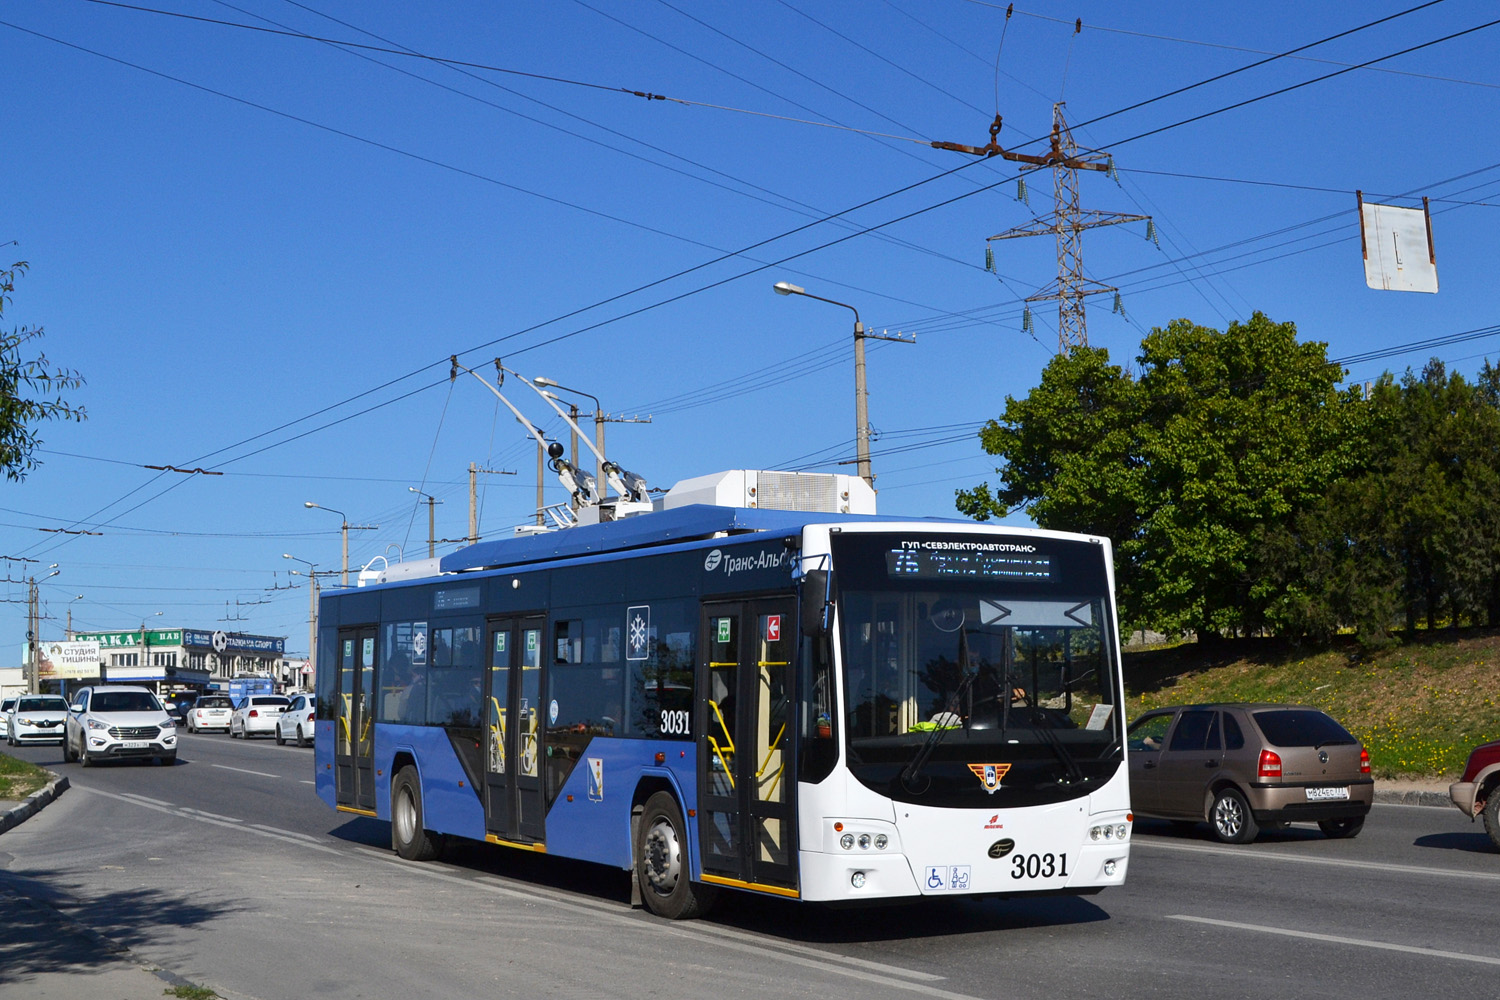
[1127,703,1373,844]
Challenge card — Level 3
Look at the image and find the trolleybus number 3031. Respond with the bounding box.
[1012,853,1068,879]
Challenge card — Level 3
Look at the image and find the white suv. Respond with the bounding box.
[64,685,178,766]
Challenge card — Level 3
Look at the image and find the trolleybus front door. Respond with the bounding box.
[484,617,545,844]
[698,599,797,892]
[335,626,377,811]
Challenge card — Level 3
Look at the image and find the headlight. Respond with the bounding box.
[86,717,109,731]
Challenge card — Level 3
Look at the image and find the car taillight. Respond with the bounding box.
[249,710,259,718]
[1360,748,1371,774]
[1258,749,1282,779]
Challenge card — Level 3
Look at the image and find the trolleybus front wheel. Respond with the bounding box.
[637,792,716,920]
[391,766,445,862]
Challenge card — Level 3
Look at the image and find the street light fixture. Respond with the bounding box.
[775,281,913,486]
[534,377,605,487]
[408,487,443,559]
[305,501,374,587]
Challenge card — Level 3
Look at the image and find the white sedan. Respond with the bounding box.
[229,695,291,739]
[8,694,70,746]
[184,694,235,733]
[275,694,317,747]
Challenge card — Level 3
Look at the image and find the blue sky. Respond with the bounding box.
[5,0,1498,653]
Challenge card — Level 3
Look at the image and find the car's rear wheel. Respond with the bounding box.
[391,767,444,861]
[1481,787,1500,850]
[1318,816,1364,839]
[1211,787,1258,844]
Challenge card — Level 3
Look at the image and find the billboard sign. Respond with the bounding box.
[37,640,103,680]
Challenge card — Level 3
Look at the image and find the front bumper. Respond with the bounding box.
[1449,780,1478,816]
[13,724,66,744]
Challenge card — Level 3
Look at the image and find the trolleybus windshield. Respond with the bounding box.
[831,532,1124,807]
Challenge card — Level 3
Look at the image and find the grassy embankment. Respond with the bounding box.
[0,751,52,800]
[1122,628,1500,779]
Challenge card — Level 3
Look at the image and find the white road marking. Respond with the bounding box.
[179,807,244,823]
[1168,914,1500,966]
[210,763,280,778]
[1134,838,1500,882]
[118,792,175,808]
[251,824,320,842]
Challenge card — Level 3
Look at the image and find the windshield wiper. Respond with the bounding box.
[901,629,973,792]
[1031,714,1086,785]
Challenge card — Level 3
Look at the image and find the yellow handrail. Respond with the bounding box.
[755,722,786,779]
[706,736,736,789]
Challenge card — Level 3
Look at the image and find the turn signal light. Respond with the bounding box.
[1359,748,1371,774]
[1257,749,1282,779]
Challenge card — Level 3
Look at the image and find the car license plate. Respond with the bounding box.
[1306,786,1349,801]
[121,741,148,749]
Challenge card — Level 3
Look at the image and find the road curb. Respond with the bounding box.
[1374,786,1450,808]
[0,771,70,835]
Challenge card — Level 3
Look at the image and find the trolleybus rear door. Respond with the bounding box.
[335,626,377,811]
[484,616,546,844]
[698,599,798,892]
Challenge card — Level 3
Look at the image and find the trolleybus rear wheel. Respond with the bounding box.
[391,767,444,861]
[636,792,716,920]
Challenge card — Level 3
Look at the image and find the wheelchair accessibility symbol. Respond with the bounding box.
[924,866,972,891]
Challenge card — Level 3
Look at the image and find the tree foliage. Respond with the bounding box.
[959,313,1364,640]
[1,262,86,481]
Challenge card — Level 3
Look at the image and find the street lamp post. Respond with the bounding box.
[284,554,320,690]
[408,487,443,559]
[773,281,914,487]
[534,378,604,486]
[305,502,377,586]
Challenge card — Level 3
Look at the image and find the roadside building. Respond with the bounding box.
[64,627,287,699]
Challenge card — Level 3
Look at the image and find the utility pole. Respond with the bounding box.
[467,463,517,544]
[27,576,38,694]
[935,103,1149,354]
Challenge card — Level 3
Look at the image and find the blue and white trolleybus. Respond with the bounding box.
[314,469,1131,918]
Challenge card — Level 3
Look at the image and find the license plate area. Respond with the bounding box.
[1305,786,1349,801]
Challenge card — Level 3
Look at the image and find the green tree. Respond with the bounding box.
[1,262,85,481]
[960,313,1360,640]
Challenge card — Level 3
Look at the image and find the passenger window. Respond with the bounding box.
[1222,712,1246,750]
[1127,713,1172,752]
[1168,710,1214,751]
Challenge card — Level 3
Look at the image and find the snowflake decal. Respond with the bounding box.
[626,606,651,660]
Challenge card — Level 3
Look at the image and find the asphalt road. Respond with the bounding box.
[3,731,1496,1000]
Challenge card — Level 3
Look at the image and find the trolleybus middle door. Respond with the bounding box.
[335,626,377,812]
[698,599,798,892]
[484,616,546,844]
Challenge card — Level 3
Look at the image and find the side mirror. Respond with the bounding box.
[800,569,831,638]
